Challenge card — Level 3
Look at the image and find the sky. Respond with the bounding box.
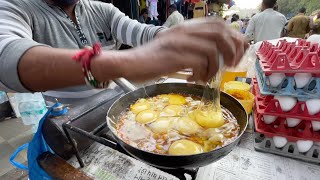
[233,0,261,9]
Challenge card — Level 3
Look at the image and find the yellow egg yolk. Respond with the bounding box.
[168,95,186,105]
[168,140,204,155]
[130,102,151,114]
[175,117,201,135]
[161,105,184,116]
[135,110,159,124]
[148,117,174,133]
[194,110,224,128]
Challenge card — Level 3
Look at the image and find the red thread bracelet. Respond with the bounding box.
[72,43,108,88]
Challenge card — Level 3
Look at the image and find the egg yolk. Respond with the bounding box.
[188,111,196,121]
[175,117,201,135]
[135,110,159,124]
[168,140,204,155]
[148,117,174,133]
[194,110,224,128]
[161,105,184,116]
[130,102,151,114]
[168,95,186,105]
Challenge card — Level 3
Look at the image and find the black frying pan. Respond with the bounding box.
[107,79,248,169]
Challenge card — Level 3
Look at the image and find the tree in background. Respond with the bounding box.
[277,0,320,18]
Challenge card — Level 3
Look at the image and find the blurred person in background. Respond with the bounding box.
[287,7,310,38]
[230,16,240,32]
[310,12,320,35]
[245,0,286,43]
[163,4,184,28]
[139,8,150,24]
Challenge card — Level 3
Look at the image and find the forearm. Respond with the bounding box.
[18,46,124,92]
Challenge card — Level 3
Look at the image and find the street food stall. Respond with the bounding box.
[22,37,319,180]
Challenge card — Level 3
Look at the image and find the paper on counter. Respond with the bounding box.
[196,133,320,180]
[69,143,179,180]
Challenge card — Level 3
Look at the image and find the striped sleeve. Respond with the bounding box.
[100,3,165,47]
[0,0,46,92]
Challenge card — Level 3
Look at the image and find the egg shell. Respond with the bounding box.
[296,140,313,153]
[286,118,301,128]
[294,73,312,89]
[312,121,320,131]
[273,136,288,148]
[274,96,297,112]
[268,73,286,87]
[306,99,320,116]
[263,115,277,124]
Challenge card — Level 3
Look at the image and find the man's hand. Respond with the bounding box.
[121,18,249,82]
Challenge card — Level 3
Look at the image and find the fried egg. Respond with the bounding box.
[194,110,225,128]
[168,94,186,105]
[168,140,204,155]
[135,110,159,124]
[161,105,184,117]
[148,117,175,133]
[130,99,151,114]
[175,117,202,135]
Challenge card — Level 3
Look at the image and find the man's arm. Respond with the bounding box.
[97,3,165,47]
[245,18,255,41]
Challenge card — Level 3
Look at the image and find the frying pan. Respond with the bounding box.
[107,78,248,169]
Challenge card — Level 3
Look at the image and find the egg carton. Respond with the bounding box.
[254,132,320,164]
[253,79,320,121]
[256,39,320,74]
[254,109,320,141]
[255,60,320,99]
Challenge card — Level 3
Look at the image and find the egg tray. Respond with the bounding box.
[255,60,320,99]
[253,131,320,164]
[254,109,320,142]
[256,39,320,74]
[253,79,320,121]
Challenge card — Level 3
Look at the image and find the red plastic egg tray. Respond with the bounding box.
[256,39,320,75]
[253,109,320,142]
[253,79,320,121]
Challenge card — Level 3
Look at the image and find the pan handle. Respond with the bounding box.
[113,78,137,93]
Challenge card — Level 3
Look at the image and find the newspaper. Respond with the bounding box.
[69,143,180,180]
[196,133,320,180]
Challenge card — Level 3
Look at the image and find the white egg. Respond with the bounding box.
[286,118,301,128]
[273,136,288,148]
[306,99,320,115]
[263,115,277,124]
[296,140,313,153]
[268,73,286,87]
[274,96,297,112]
[312,121,320,131]
[294,73,312,89]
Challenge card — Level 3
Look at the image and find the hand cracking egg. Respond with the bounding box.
[263,115,277,124]
[306,99,320,115]
[294,73,312,89]
[274,96,297,112]
[268,73,286,87]
[297,140,313,153]
[168,140,204,155]
[175,117,202,135]
[148,117,175,133]
[286,118,301,128]
[273,136,287,148]
[161,105,184,117]
[135,110,159,124]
